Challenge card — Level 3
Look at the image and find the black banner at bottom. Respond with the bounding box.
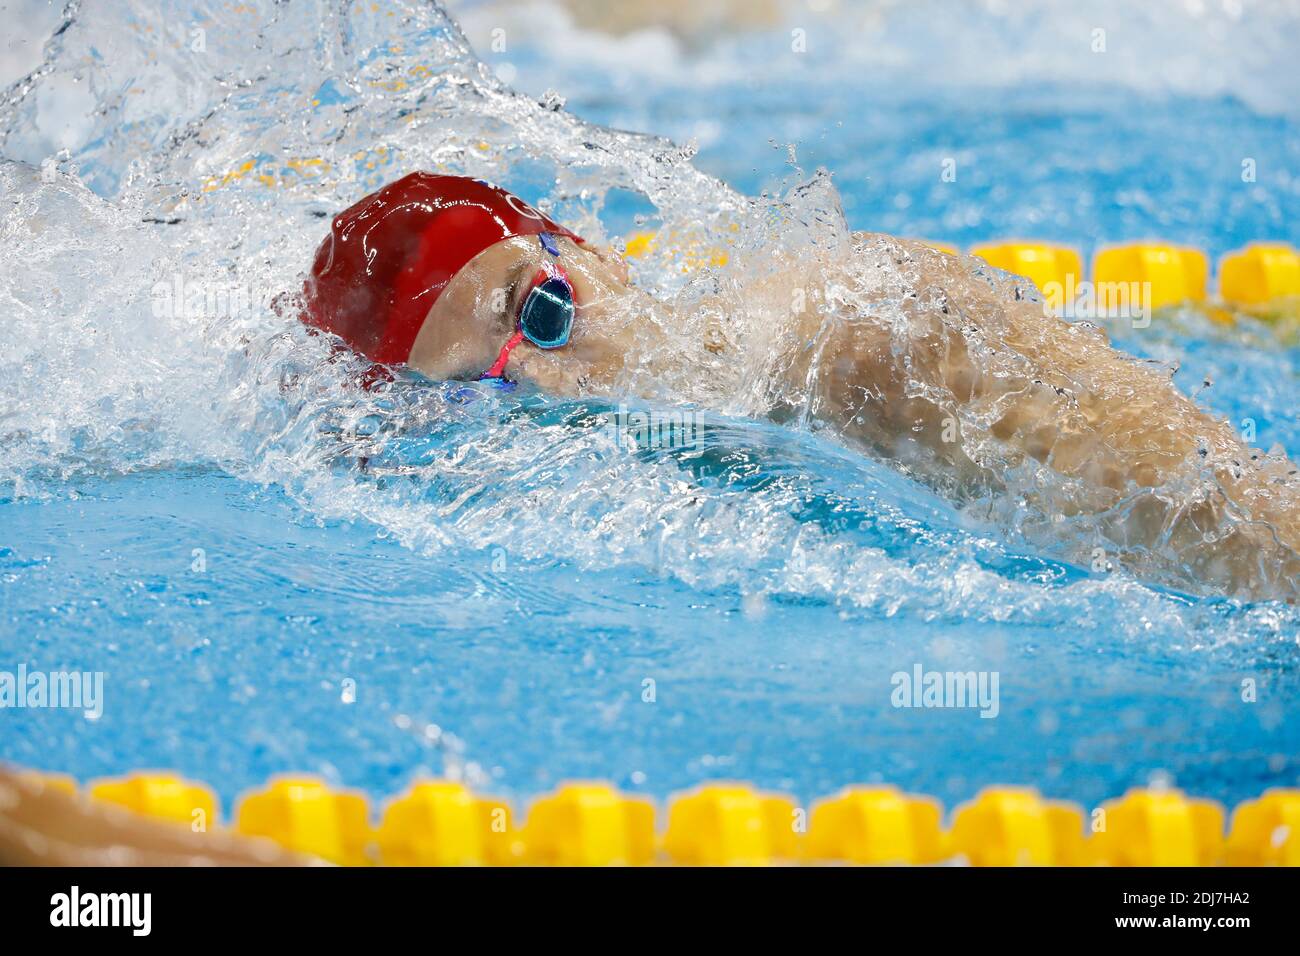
[0,866,1283,941]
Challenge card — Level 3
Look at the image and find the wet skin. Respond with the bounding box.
[408,234,648,392]
[405,231,1300,600]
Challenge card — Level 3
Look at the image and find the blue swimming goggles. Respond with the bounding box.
[479,232,575,381]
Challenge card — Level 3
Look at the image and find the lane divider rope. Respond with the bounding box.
[22,769,1300,866]
[626,232,1300,316]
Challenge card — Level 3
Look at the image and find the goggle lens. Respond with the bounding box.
[519,276,574,349]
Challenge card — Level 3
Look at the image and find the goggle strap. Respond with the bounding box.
[476,242,573,380]
[480,328,526,381]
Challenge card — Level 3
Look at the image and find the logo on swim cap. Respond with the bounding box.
[504,192,546,221]
[475,178,546,221]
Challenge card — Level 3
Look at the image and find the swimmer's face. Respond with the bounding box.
[407,233,638,393]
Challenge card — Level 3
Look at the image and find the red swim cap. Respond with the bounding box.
[302,172,582,366]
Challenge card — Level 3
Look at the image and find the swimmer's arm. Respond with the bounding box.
[806,234,1300,596]
[0,769,319,866]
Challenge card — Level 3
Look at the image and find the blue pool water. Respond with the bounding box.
[457,0,1300,258]
[1,0,1298,818]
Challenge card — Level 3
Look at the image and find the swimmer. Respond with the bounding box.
[301,173,1300,601]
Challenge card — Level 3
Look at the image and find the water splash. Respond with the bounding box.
[1,0,1298,618]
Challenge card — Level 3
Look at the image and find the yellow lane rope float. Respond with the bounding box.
[629,229,1299,318]
[968,241,1298,317]
[16,769,1297,866]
